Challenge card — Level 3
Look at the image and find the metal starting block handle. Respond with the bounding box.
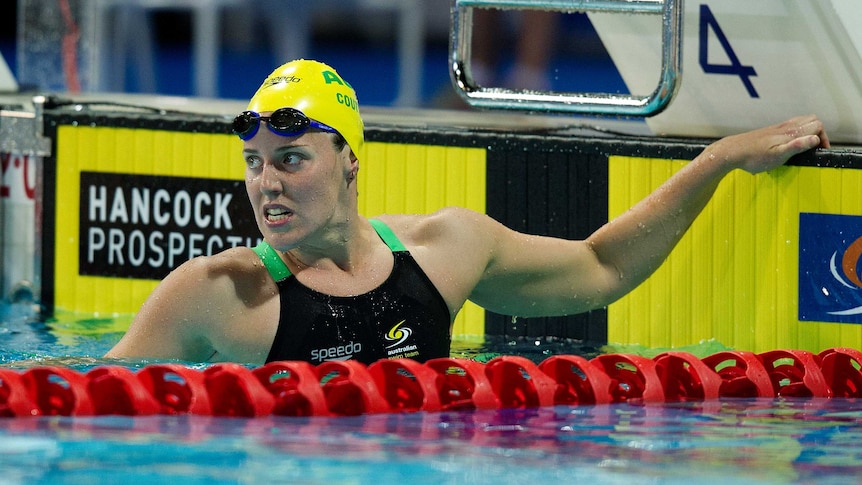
[449,0,684,116]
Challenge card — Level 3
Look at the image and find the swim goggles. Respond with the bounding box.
[232,107,338,141]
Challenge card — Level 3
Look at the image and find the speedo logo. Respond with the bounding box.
[263,75,301,88]
[385,321,413,348]
[310,341,362,362]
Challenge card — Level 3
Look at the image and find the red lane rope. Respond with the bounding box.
[1,347,859,418]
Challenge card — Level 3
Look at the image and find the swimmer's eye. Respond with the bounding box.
[244,155,263,169]
[279,153,304,167]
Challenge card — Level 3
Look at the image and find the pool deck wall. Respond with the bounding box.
[31,100,862,353]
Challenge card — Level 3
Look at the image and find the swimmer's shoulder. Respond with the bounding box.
[160,246,275,300]
[373,207,497,248]
[168,245,262,273]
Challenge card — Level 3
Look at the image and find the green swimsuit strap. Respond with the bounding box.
[252,219,406,282]
[251,240,292,282]
[369,219,407,252]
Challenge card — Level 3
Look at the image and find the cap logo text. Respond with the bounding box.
[322,70,352,89]
[263,75,301,88]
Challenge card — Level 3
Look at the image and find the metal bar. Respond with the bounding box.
[455,0,664,14]
[0,111,51,156]
[449,0,684,117]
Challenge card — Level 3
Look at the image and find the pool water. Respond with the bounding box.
[2,398,862,484]
[2,303,862,484]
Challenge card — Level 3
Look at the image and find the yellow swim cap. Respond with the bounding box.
[247,59,364,158]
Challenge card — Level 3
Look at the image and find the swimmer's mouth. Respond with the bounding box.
[265,207,292,222]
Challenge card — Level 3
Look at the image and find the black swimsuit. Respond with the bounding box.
[254,219,452,365]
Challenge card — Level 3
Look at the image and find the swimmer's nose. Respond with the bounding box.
[259,162,284,195]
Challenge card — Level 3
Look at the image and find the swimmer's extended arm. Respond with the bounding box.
[468,115,829,316]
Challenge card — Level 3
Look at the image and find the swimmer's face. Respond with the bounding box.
[241,119,357,251]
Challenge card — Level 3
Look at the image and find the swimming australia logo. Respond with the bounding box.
[385,320,412,348]
[385,321,419,359]
[799,213,862,323]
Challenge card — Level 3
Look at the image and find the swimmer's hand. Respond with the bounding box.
[704,114,830,175]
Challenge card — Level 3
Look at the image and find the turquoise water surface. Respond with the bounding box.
[2,303,862,484]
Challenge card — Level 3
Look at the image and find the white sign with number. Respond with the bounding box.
[589,0,862,143]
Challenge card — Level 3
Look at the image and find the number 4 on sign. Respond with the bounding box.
[698,4,759,98]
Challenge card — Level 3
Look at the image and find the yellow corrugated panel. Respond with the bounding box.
[54,126,244,314]
[358,141,487,336]
[607,157,862,352]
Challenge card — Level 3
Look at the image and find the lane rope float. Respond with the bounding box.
[1,347,860,418]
